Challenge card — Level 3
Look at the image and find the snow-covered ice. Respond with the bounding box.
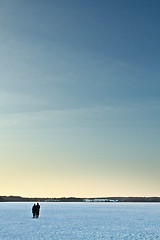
[0,202,160,239]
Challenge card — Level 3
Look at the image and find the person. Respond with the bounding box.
[32,204,36,218]
[35,203,40,218]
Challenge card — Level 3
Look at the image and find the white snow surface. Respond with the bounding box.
[0,202,160,239]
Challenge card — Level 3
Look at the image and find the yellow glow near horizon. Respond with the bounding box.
[1,152,160,198]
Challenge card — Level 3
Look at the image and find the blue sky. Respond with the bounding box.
[0,0,160,197]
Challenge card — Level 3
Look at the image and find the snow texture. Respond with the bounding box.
[0,202,160,239]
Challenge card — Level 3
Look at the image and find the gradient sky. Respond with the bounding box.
[0,0,160,197]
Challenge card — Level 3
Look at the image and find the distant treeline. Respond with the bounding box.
[114,197,160,202]
[0,196,160,202]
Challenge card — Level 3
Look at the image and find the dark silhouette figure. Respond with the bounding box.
[35,203,40,218]
[32,204,36,218]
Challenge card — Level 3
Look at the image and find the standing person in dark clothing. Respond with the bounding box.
[35,203,40,218]
[32,204,36,218]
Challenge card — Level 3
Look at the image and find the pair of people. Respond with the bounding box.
[32,203,40,218]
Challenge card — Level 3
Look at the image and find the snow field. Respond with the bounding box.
[0,202,160,239]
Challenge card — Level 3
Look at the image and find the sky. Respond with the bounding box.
[0,0,160,198]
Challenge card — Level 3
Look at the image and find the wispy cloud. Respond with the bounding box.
[0,91,43,106]
[0,101,159,128]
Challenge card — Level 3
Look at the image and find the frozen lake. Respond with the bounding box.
[0,202,160,239]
